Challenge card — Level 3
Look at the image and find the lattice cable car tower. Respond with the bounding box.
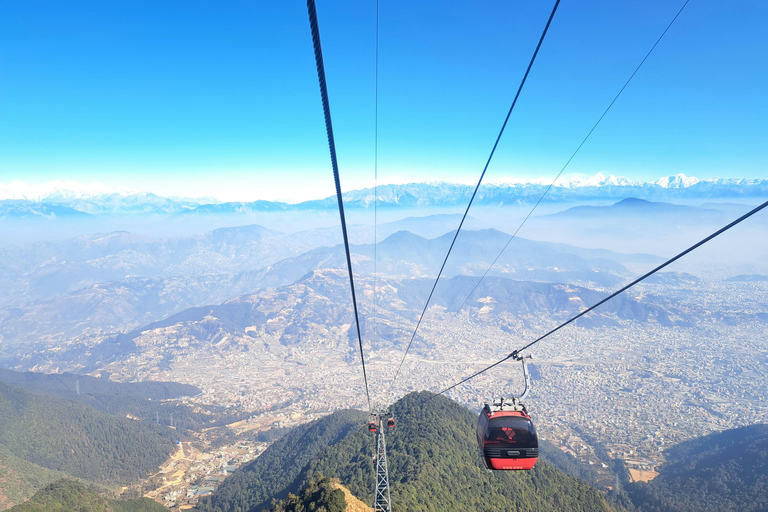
[369,413,394,512]
[374,422,392,512]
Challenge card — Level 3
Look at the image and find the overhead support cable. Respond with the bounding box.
[307,0,372,413]
[437,199,768,396]
[372,0,380,402]
[386,0,562,399]
[450,0,692,318]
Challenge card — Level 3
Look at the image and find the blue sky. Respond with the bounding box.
[1,0,766,202]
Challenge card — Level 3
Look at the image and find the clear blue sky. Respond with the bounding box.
[1,0,766,202]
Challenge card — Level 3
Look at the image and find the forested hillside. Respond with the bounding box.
[0,381,178,483]
[0,368,245,432]
[7,479,166,512]
[0,445,66,510]
[626,424,768,512]
[200,392,621,512]
[0,369,199,400]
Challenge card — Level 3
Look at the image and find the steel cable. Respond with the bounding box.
[387,0,562,400]
[307,0,372,413]
[449,0,692,319]
[437,198,768,396]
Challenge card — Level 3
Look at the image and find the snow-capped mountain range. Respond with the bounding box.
[0,180,217,215]
[1,174,767,217]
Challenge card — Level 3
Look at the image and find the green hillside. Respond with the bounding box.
[0,368,246,432]
[200,392,621,512]
[0,381,177,484]
[626,423,768,512]
[0,369,199,401]
[7,479,166,512]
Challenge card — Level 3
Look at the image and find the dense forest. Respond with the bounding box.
[7,479,167,512]
[626,423,768,512]
[199,392,621,512]
[0,381,178,483]
[0,369,200,400]
[0,368,248,432]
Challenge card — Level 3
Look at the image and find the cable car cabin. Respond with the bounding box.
[477,406,538,470]
[368,421,377,433]
[387,418,395,428]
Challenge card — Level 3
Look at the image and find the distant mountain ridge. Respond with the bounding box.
[303,175,768,210]
[244,227,646,291]
[549,198,725,219]
[2,175,767,216]
[15,270,702,374]
[0,224,660,354]
[0,201,91,219]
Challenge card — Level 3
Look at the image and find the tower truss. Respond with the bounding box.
[373,418,392,512]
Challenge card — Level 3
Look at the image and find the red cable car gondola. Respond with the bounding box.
[477,405,538,470]
[387,418,395,428]
[476,354,538,470]
[369,421,377,433]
